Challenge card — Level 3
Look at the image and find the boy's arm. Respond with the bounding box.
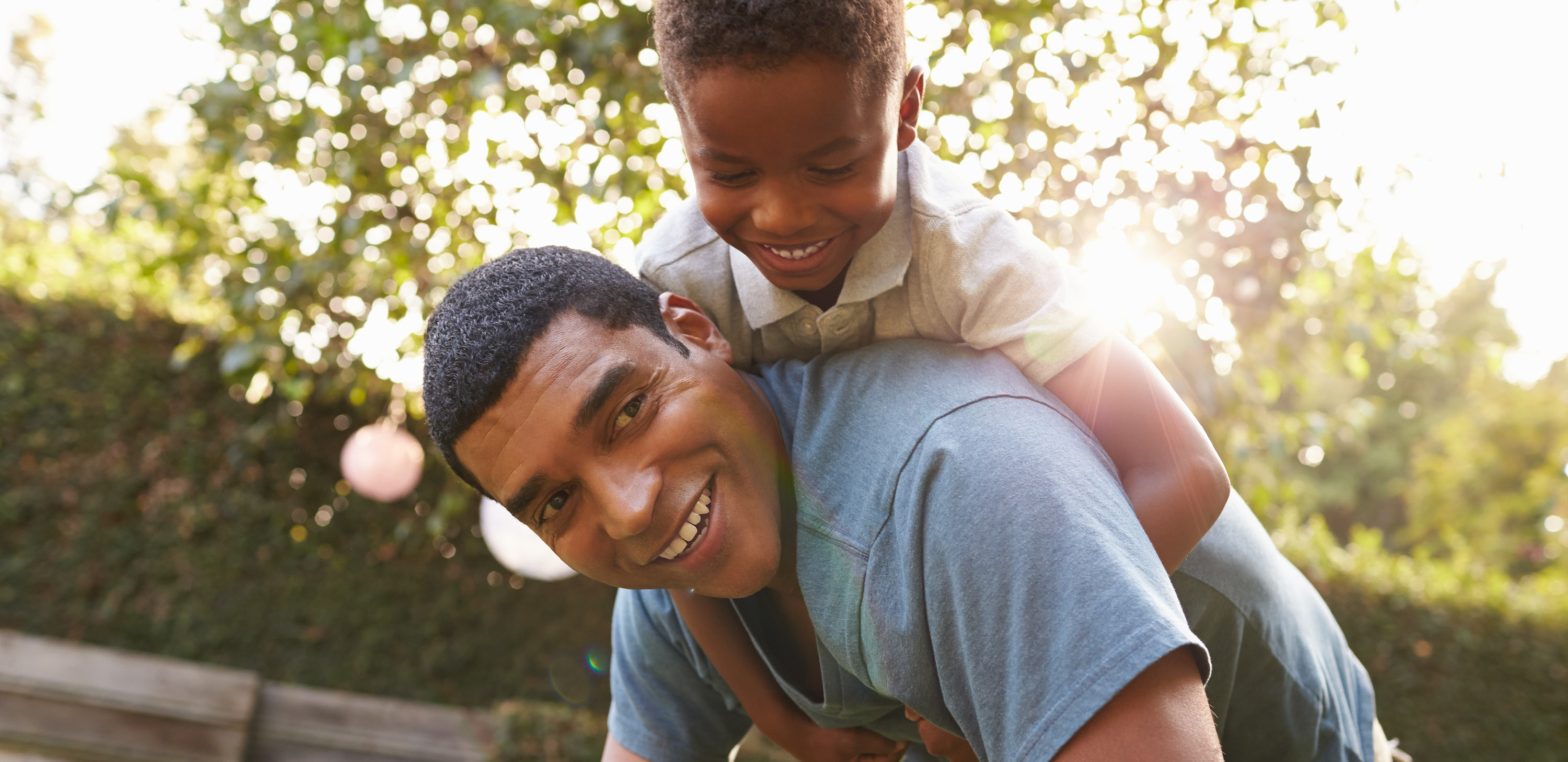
[669,591,906,761]
[1045,336,1230,571]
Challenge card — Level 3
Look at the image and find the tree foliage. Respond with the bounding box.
[10,0,1568,573]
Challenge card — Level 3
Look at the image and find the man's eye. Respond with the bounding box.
[613,395,644,431]
[540,489,570,523]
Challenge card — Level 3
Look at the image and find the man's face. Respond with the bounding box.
[453,301,789,598]
[676,58,920,302]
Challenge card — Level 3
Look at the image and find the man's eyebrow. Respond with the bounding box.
[504,475,546,521]
[575,361,634,430]
[501,362,634,519]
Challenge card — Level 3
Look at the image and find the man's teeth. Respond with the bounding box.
[763,240,828,260]
[659,487,712,561]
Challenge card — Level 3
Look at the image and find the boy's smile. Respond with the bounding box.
[675,57,923,309]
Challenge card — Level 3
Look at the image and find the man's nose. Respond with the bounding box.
[751,181,815,237]
[589,462,660,540]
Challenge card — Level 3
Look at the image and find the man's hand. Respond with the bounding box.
[902,707,978,762]
[777,722,907,762]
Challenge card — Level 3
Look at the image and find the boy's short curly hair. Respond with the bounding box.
[652,0,906,105]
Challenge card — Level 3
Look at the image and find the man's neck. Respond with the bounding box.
[735,371,821,693]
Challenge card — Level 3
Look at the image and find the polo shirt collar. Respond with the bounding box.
[728,156,914,330]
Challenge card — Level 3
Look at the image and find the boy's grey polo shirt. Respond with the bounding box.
[608,341,1378,761]
[637,141,1112,382]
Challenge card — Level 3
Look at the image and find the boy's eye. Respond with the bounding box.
[613,395,644,432]
[811,163,855,178]
[540,489,570,523]
[708,170,754,185]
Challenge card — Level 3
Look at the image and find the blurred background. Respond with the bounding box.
[1,0,1564,759]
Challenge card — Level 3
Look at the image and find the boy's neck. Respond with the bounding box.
[792,267,850,311]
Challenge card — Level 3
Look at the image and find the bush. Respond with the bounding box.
[0,288,616,709]
[1278,517,1568,760]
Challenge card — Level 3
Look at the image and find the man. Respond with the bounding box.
[422,247,1377,761]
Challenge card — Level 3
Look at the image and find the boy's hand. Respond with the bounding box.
[774,721,907,762]
[903,706,979,762]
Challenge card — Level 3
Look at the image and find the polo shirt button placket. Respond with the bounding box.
[797,316,820,349]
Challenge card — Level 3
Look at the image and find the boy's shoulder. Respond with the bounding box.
[635,196,727,282]
[902,141,995,224]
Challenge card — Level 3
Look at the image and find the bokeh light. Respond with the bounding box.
[478,497,576,582]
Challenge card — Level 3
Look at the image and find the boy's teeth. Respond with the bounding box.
[764,241,827,260]
[659,486,712,561]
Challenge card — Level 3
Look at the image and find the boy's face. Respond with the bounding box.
[452,299,792,599]
[675,58,923,304]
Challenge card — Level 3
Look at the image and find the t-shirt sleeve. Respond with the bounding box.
[916,204,1113,386]
[607,588,754,762]
[879,396,1207,761]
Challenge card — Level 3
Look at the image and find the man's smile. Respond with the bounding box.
[657,480,714,562]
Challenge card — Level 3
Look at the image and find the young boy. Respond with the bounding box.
[633,1,1232,758]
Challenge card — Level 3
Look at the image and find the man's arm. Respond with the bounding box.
[602,736,651,762]
[882,394,1213,760]
[604,589,754,762]
[906,648,1218,762]
[1056,649,1220,761]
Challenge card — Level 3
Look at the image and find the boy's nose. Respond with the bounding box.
[751,184,816,237]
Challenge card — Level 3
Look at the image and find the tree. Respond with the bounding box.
[41,0,1564,573]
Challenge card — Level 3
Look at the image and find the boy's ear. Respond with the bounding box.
[659,292,734,364]
[896,65,927,151]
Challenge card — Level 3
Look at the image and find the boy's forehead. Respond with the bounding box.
[678,57,895,110]
[677,60,895,140]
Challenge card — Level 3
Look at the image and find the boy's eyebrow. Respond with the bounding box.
[696,136,863,164]
[803,136,863,159]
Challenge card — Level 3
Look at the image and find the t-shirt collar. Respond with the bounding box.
[728,153,914,330]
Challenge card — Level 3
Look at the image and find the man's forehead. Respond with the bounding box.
[457,322,636,475]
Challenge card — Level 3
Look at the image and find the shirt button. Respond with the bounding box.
[799,318,817,333]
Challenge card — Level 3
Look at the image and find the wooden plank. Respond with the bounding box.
[0,631,258,725]
[249,682,492,762]
[0,631,256,761]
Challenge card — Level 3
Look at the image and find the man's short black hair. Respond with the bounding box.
[652,0,906,106]
[421,246,689,493]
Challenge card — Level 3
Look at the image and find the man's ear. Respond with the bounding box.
[896,65,927,151]
[659,292,734,364]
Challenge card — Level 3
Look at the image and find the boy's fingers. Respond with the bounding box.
[908,718,976,762]
[846,727,904,753]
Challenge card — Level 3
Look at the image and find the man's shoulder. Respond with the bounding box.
[801,339,1056,417]
[636,196,727,287]
[764,340,1096,526]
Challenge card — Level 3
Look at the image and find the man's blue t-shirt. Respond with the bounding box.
[607,340,1375,761]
